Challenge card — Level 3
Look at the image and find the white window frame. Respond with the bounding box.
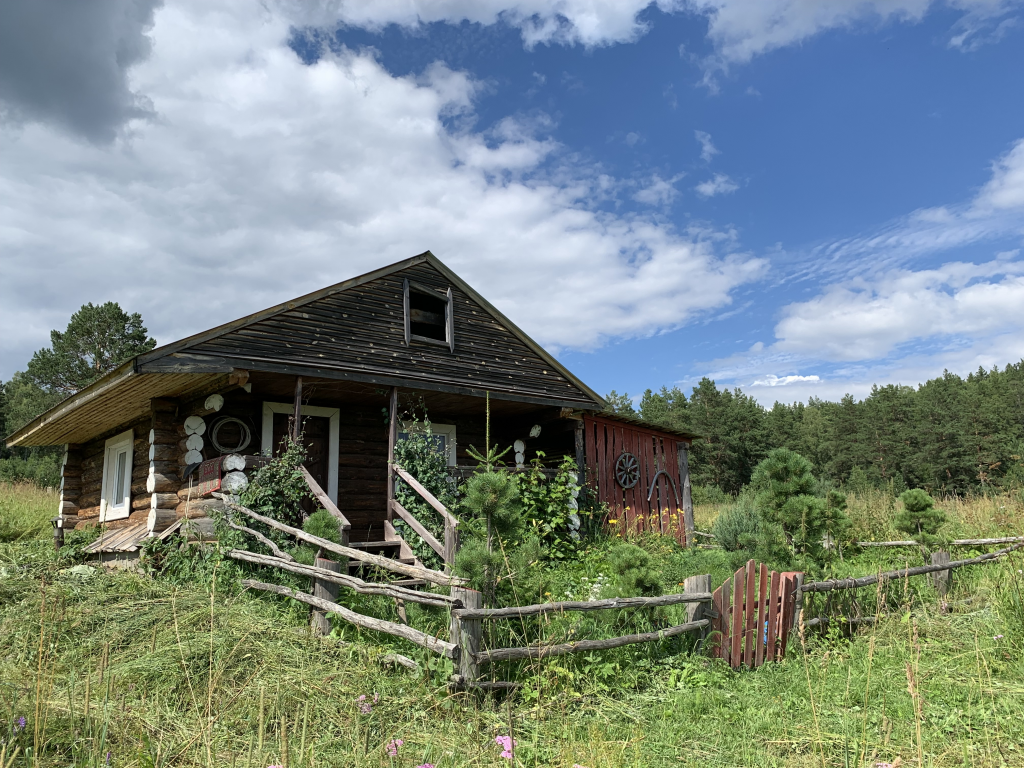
[399,422,457,467]
[261,402,340,504]
[99,429,134,522]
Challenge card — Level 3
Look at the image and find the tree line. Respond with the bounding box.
[606,364,1024,496]
[1,302,156,486]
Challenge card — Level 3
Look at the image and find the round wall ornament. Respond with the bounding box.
[210,416,252,454]
[615,452,639,489]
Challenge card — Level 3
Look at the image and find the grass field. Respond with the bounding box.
[1,483,1023,767]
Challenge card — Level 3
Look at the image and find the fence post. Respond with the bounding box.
[791,573,805,633]
[931,550,951,605]
[443,518,459,571]
[684,574,712,625]
[311,557,343,636]
[451,588,483,685]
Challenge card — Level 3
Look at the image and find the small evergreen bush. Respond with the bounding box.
[895,488,946,552]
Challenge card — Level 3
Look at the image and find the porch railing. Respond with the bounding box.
[392,464,459,567]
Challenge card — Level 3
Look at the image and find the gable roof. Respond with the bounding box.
[7,252,604,447]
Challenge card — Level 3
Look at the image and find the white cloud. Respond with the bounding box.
[633,174,683,206]
[695,173,739,198]
[0,0,765,379]
[686,0,1022,70]
[695,130,718,162]
[293,0,686,47]
[774,260,1024,361]
[692,137,1024,404]
[752,374,820,386]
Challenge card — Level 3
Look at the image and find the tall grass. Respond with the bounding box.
[1,486,1023,766]
[0,483,56,542]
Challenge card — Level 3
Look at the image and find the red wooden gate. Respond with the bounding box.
[710,560,801,668]
[582,414,690,545]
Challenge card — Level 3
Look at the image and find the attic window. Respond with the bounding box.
[404,279,454,352]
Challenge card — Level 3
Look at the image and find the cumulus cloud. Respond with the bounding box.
[0,0,765,378]
[695,173,739,198]
[633,174,683,206]
[774,260,1024,361]
[686,0,1022,70]
[0,0,162,142]
[290,0,687,47]
[751,374,820,387]
[695,130,718,162]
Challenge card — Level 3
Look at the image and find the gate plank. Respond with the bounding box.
[743,560,756,666]
[731,566,743,667]
[711,583,724,659]
[755,563,768,667]
[778,573,796,658]
[766,571,780,662]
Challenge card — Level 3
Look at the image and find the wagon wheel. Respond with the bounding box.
[615,452,640,489]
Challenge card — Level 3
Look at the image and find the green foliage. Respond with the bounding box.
[0,482,58,541]
[711,494,791,568]
[237,438,311,528]
[1,371,62,437]
[0,449,62,488]
[895,488,947,551]
[303,509,342,544]
[26,301,156,397]
[605,543,662,597]
[461,469,522,539]
[392,416,458,571]
[517,454,584,559]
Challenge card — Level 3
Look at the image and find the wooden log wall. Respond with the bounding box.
[73,416,150,530]
[58,445,83,530]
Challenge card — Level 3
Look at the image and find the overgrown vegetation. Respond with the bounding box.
[2,482,1024,767]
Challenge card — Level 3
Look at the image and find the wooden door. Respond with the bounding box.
[272,413,331,516]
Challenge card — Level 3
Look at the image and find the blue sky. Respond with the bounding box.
[2,0,1024,406]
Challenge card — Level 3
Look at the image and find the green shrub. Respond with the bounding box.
[518,454,585,559]
[605,543,662,597]
[711,494,790,569]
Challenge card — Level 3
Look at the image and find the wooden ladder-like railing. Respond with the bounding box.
[391,464,460,568]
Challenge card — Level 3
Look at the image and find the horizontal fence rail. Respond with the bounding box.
[856,536,1024,548]
[801,542,1024,594]
[228,501,467,587]
[243,579,457,658]
[452,592,713,621]
[475,619,710,664]
[226,549,459,607]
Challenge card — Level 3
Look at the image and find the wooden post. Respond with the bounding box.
[443,517,459,571]
[386,387,398,522]
[676,443,695,546]
[451,587,483,685]
[574,420,585,487]
[791,573,805,632]
[311,556,343,636]
[684,574,712,625]
[931,550,951,602]
[292,376,303,443]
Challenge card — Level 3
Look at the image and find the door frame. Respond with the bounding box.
[261,402,340,504]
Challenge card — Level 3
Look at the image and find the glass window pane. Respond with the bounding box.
[114,450,127,506]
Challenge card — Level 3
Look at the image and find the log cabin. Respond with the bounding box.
[6,251,695,564]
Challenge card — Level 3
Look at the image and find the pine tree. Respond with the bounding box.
[895,489,946,552]
[26,301,156,396]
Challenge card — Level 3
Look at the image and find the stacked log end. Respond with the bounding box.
[147,399,181,534]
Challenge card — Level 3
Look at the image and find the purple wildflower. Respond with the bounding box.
[386,738,403,757]
[495,735,516,760]
[106,751,111,765]
[13,716,26,732]
[357,694,373,714]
